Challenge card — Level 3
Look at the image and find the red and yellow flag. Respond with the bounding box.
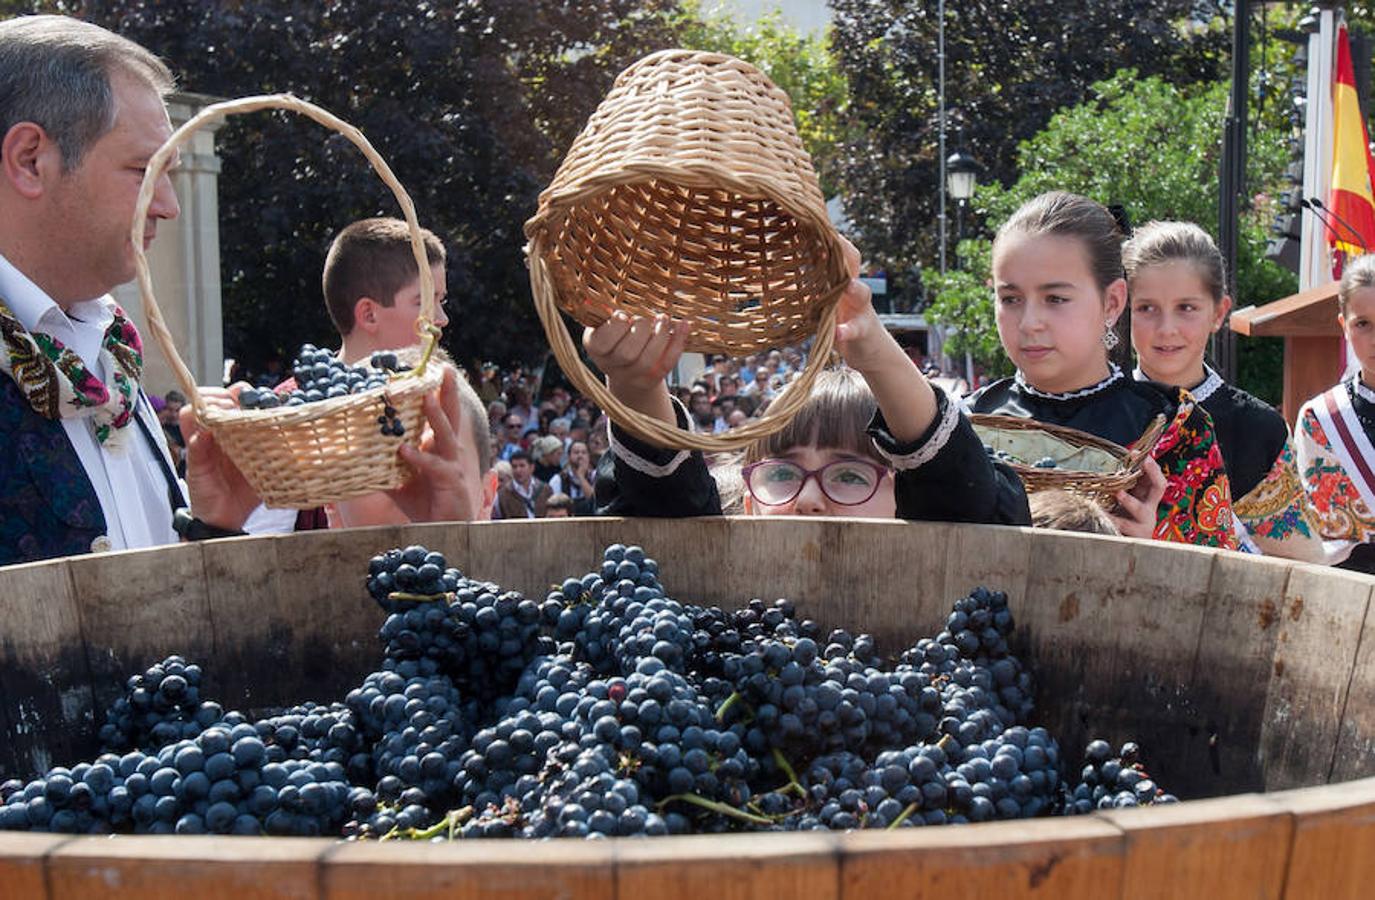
[1329,24,1375,256]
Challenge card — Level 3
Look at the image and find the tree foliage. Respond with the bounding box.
[827,0,1228,273]
[674,3,847,192]
[26,0,685,371]
[8,1,849,372]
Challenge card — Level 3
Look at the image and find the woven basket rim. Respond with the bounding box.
[969,413,1167,502]
[529,232,842,452]
[200,364,443,430]
[969,414,1133,464]
[525,165,839,246]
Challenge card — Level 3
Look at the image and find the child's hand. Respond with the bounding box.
[584,312,689,424]
[832,237,889,373]
[1109,456,1168,539]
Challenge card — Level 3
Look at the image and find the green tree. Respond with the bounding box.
[674,3,848,192]
[29,0,686,373]
[924,71,1294,397]
[828,0,1227,274]
[923,239,1011,377]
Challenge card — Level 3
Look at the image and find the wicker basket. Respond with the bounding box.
[525,50,850,451]
[131,94,444,510]
[969,414,1167,507]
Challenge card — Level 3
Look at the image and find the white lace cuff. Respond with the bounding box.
[608,399,694,479]
[871,389,962,471]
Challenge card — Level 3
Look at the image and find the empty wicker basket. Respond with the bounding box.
[525,50,850,451]
[969,414,1167,508]
[131,94,443,510]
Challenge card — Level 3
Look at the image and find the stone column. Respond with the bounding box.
[114,91,225,398]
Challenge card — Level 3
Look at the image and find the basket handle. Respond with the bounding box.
[529,230,843,452]
[130,94,438,420]
[1123,414,1168,471]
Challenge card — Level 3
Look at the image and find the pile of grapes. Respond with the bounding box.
[236,344,409,425]
[0,543,1176,840]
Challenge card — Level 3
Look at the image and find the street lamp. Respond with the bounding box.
[944,150,980,389]
[945,150,979,259]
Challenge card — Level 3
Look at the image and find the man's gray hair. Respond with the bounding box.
[0,15,174,170]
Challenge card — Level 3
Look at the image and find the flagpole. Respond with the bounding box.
[1301,9,1337,291]
[1215,0,1248,383]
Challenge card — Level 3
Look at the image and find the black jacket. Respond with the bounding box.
[595,388,1030,526]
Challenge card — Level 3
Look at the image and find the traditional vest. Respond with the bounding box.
[0,373,107,565]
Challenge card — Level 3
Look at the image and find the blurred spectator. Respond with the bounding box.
[531,434,565,483]
[493,459,513,494]
[550,416,572,449]
[477,363,502,404]
[507,385,537,435]
[498,414,526,460]
[569,417,590,445]
[486,399,507,433]
[545,493,575,518]
[549,440,596,515]
[491,450,551,519]
[689,387,713,431]
[587,426,610,468]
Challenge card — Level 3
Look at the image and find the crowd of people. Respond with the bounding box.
[7,15,1375,580]
[467,343,817,520]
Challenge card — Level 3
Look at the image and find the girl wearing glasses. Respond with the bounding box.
[587,239,1031,525]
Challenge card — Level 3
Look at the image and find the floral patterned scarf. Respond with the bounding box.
[0,294,143,449]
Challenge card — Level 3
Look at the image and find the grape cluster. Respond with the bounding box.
[942,586,1015,662]
[1065,739,1179,813]
[523,744,671,838]
[954,726,1061,821]
[98,655,222,753]
[2,545,1182,842]
[238,344,408,412]
[368,545,551,701]
[1,724,353,836]
[252,702,371,784]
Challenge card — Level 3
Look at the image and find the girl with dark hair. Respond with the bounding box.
[1124,220,1325,560]
[1296,254,1375,570]
[587,239,1030,525]
[965,191,1234,547]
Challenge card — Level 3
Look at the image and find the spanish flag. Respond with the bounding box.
[1329,24,1375,256]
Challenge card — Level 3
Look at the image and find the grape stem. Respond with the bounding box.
[715,691,743,722]
[771,749,806,797]
[888,801,920,830]
[387,591,453,603]
[659,792,775,825]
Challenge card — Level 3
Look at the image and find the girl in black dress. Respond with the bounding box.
[966,192,1234,547]
[1124,220,1325,561]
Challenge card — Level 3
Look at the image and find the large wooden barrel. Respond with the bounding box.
[1,518,1373,899]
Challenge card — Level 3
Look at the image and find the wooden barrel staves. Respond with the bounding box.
[1,519,1373,898]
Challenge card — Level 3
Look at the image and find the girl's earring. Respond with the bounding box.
[1102,322,1120,350]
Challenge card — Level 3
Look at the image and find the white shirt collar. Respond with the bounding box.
[1350,375,1375,405]
[1133,364,1224,403]
[0,251,115,338]
[1015,363,1124,401]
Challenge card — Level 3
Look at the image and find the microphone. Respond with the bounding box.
[1310,197,1371,254]
[1299,198,1350,248]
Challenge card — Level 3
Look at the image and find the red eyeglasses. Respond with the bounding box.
[741,458,889,506]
